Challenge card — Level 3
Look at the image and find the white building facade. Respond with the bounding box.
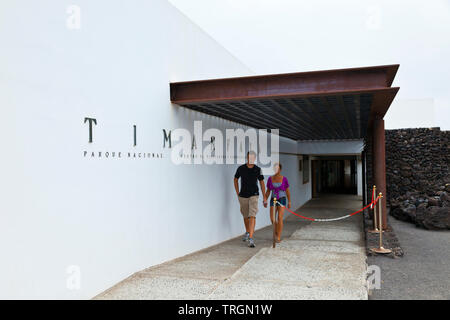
[0,0,312,299]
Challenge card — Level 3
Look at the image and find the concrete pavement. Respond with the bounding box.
[368,217,450,300]
[95,194,368,300]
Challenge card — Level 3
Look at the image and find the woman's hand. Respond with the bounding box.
[288,201,291,209]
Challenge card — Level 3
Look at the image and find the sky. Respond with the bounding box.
[169,0,450,130]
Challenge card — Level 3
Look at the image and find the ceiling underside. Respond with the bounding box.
[170,65,400,141]
[180,94,372,141]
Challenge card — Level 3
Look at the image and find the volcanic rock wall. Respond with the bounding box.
[385,128,450,229]
[385,128,449,201]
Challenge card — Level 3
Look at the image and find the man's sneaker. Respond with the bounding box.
[242,232,250,242]
[248,238,256,248]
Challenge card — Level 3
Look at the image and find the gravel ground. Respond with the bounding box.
[368,217,450,300]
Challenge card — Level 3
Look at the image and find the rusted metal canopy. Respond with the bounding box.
[170,65,399,141]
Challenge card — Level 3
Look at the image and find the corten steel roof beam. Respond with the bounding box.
[170,65,400,141]
[171,65,398,103]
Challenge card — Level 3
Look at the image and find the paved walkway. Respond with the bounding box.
[95,194,368,300]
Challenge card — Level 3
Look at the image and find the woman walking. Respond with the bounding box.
[265,163,291,243]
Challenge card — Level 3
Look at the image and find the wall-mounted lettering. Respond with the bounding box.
[210,136,215,154]
[191,134,197,150]
[163,129,172,148]
[84,117,97,143]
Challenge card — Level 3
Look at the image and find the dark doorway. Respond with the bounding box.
[312,160,320,198]
[311,157,358,196]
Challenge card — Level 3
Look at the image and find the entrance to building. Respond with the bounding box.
[312,156,358,197]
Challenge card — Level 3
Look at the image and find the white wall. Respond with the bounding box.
[357,156,362,196]
[0,0,312,299]
[278,138,312,210]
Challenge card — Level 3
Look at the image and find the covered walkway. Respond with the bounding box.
[171,64,400,229]
[95,194,368,300]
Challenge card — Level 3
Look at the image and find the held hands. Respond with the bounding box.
[263,197,268,208]
[288,201,291,209]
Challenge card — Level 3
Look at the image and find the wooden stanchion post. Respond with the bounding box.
[368,185,382,233]
[272,198,277,248]
[370,193,392,254]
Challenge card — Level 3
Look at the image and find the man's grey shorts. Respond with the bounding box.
[238,195,259,218]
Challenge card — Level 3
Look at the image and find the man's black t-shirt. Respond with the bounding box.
[234,164,264,198]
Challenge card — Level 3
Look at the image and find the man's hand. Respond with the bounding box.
[263,196,268,208]
[234,178,240,198]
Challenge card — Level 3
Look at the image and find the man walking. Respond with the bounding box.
[234,151,267,247]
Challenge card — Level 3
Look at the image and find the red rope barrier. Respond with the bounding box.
[278,195,381,222]
[370,187,375,209]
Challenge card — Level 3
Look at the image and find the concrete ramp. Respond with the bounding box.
[95,195,368,300]
[208,227,367,299]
